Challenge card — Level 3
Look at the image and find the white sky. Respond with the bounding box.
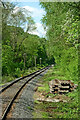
[13,2,46,37]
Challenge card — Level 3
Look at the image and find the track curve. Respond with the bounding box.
[0,66,51,120]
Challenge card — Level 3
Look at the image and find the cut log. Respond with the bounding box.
[60,86,69,88]
[59,90,69,93]
[49,79,77,94]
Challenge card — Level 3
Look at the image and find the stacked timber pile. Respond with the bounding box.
[49,79,77,94]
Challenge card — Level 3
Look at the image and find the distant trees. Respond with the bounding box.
[40,2,79,81]
[2,1,53,76]
[2,24,51,76]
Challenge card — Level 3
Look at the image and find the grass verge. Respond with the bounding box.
[1,66,42,86]
[33,66,78,119]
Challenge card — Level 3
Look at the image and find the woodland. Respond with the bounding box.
[1,2,54,82]
[1,1,79,85]
[40,2,79,83]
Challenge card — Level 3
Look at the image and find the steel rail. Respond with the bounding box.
[0,66,49,94]
[1,66,50,120]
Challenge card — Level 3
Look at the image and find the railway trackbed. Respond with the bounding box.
[0,66,50,120]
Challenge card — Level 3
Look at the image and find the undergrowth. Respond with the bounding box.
[1,66,42,85]
[33,66,79,119]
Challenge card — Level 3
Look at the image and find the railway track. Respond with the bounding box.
[0,66,50,120]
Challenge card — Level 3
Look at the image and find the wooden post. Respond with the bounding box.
[23,53,26,71]
[34,56,37,67]
[32,56,33,67]
[40,58,42,66]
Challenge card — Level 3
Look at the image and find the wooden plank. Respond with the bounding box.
[58,90,69,92]
[54,91,58,94]
[53,87,59,89]
[60,86,70,88]
[49,79,77,94]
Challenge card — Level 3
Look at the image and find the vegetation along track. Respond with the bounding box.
[0,66,51,120]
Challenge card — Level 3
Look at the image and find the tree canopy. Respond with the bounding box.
[2,1,79,83]
[2,1,53,77]
[40,2,79,81]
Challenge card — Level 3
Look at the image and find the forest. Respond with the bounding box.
[34,2,79,118]
[1,2,54,83]
[0,1,80,119]
[1,1,79,86]
[40,2,79,83]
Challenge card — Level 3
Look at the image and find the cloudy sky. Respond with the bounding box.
[14,2,46,37]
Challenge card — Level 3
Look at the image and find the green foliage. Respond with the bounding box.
[2,2,53,81]
[2,25,50,78]
[40,2,79,82]
[2,45,15,75]
[33,68,78,119]
[14,68,21,78]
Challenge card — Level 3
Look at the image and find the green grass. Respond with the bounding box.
[27,106,33,110]
[33,66,78,119]
[1,75,15,85]
[1,66,42,85]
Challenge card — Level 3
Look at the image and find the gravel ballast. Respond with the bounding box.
[12,69,49,118]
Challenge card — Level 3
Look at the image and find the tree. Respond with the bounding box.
[40,2,79,81]
[2,1,37,75]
